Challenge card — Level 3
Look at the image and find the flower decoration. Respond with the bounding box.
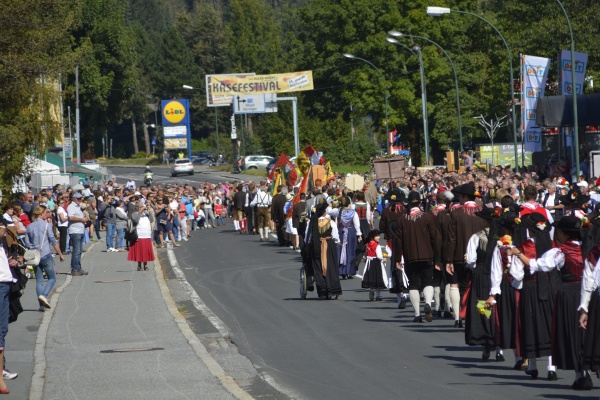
[391,194,396,200]
[503,208,509,213]
[536,222,547,231]
[498,235,512,247]
[474,190,482,198]
[558,177,568,186]
[493,207,501,217]
[476,300,492,319]
[514,217,521,225]
[572,192,579,201]
[503,262,511,275]
[582,217,591,228]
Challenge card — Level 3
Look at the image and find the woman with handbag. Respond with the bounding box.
[25,206,64,312]
[127,204,155,271]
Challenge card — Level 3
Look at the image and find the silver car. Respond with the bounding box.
[244,155,273,170]
[171,158,194,176]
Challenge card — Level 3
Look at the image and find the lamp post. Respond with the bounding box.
[342,54,389,151]
[385,39,430,165]
[182,84,220,158]
[555,0,580,176]
[427,6,519,170]
[388,31,463,152]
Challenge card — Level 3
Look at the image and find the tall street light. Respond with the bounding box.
[389,31,463,152]
[555,0,580,176]
[182,84,220,157]
[385,39,430,165]
[427,6,519,170]
[342,54,389,151]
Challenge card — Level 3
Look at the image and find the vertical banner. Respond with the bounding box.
[161,99,191,157]
[521,55,550,153]
[560,50,588,95]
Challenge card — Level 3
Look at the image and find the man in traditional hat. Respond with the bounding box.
[446,182,485,327]
[395,191,437,323]
[433,189,453,318]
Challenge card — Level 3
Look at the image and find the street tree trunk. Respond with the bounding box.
[142,122,151,157]
[132,116,139,155]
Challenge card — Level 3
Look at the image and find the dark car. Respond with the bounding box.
[192,151,213,160]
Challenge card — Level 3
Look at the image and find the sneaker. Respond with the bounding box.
[173,243,181,247]
[3,370,17,380]
[117,248,126,252]
[38,295,51,309]
[71,270,89,276]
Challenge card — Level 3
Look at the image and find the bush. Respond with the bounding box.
[131,151,149,159]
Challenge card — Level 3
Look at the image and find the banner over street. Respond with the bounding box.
[206,71,313,106]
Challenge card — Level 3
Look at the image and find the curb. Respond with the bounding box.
[29,241,100,400]
[153,244,253,400]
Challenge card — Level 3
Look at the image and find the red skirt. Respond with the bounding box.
[127,238,155,263]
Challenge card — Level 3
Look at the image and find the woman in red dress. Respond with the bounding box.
[127,204,155,271]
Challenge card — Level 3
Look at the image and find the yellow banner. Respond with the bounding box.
[207,71,313,97]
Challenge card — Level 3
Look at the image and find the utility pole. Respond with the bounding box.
[75,66,81,164]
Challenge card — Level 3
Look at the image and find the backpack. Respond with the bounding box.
[125,218,138,244]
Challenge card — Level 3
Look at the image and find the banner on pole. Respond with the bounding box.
[521,55,550,153]
[560,50,588,95]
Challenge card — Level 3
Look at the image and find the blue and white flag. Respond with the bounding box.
[521,55,550,153]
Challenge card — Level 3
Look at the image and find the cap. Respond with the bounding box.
[72,193,83,199]
[577,181,588,188]
[134,191,141,196]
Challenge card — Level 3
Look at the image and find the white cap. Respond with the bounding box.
[134,191,141,196]
[577,181,588,188]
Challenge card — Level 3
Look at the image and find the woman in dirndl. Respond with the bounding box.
[128,203,155,271]
[580,238,600,390]
[506,212,560,381]
[361,229,389,301]
[527,216,592,390]
[337,196,361,279]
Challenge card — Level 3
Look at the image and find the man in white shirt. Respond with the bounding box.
[67,193,89,276]
[126,177,136,191]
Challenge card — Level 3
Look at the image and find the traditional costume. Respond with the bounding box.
[337,196,361,278]
[379,189,406,308]
[361,229,389,301]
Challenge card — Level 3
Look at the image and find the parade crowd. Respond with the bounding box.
[1,157,600,394]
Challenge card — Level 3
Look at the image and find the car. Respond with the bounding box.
[192,151,213,160]
[191,156,213,165]
[244,155,273,170]
[171,158,194,176]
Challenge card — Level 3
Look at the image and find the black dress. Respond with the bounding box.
[310,215,342,298]
[465,238,495,347]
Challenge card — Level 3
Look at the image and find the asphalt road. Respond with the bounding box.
[171,224,597,400]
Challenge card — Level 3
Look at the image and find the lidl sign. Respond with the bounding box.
[161,99,189,125]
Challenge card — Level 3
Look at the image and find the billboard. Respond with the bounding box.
[164,138,188,150]
[161,99,191,157]
[205,73,255,107]
[205,71,313,105]
[478,143,532,166]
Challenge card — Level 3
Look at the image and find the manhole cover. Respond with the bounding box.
[93,280,132,283]
[100,347,164,354]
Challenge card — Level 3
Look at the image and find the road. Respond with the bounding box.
[109,166,595,399]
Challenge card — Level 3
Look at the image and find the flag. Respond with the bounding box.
[271,172,283,197]
[324,161,335,182]
[302,145,322,166]
[267,152,297,186]
[286,167,310,219]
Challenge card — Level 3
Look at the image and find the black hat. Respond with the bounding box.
[559,188,590,205]
[314,199,328,217]
[451,182,477,198]
[365,229,382,243]
[385,188,405,204]
[407,191,421,204]
[497,204,524,229]
[522,212,551,233]
[552,216,583,233]
[475,205,502,220]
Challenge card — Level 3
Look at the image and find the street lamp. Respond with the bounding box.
[389,31,463,152]
[555,0,580,176]
[427,6,519,170]
[343,54,389,151]
[182,84,220,158]
[385,38,430,165]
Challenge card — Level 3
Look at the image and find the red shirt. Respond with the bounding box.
[19,213,31,227]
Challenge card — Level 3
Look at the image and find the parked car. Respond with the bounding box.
[171,158,194,176]
[244,155,273,170]
[192,151,213,160]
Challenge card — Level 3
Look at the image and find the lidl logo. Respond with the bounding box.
[163,101,186,124]
[526,65,545,77]
[526,87,541,98]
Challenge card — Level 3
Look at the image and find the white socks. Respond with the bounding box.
[423,286,434,306]
[444,285,451,311]
[234,220,240,230]
[449,287,461,320]
[547,356,556,372]
[409,290,421,316]
[433,286,441,311]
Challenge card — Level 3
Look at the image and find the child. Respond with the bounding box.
[214,198,224,226]
[361,229,390,301]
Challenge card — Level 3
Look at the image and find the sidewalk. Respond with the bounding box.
[20,241,249,399]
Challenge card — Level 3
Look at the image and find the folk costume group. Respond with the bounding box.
[297,178,600,392]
